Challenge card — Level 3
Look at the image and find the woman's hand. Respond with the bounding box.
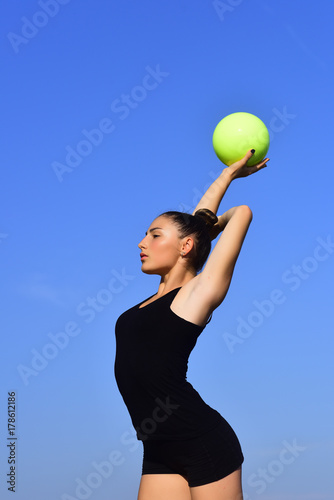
[193,150,269,217]
[225,149,269,181]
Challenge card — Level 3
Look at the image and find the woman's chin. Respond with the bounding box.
[140,265,155,275]
[140,263,161,276]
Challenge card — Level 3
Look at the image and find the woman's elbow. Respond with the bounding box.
[237,204,253,222]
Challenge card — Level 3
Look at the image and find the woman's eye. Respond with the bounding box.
[152,234,160,238]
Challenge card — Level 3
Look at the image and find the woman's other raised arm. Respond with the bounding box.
[196,205,253,308]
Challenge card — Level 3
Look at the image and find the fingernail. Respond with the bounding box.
[251,149,255,154]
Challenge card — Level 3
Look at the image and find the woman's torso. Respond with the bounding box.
[114,287,222,441]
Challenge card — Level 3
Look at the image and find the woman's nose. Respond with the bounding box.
[138,237,146,249]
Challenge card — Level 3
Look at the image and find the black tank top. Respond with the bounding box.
[114,287,222,441]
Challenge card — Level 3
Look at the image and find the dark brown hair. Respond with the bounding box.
[158,208,218,273]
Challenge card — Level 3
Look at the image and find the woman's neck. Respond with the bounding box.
[156,267,196,297]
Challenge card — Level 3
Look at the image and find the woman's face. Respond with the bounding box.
[137,216,183,275]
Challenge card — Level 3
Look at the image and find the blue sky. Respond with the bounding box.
[1,1,333,499]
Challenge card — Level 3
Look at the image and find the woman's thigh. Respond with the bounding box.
[137,473,191,500]
[190,467,243,500]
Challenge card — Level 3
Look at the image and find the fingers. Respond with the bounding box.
[243,156,270,176]
[244,149,256,163]
[247,148,256,157]
[245,150,270,167]
[249,155,270,168]
[228,151,270,178]
[255,157,270,169]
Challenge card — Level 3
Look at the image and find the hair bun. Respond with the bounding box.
[193,208,218,238]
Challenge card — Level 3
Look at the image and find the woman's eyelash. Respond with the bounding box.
[152,234,160,238]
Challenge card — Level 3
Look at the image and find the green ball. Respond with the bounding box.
[212,112,270,166]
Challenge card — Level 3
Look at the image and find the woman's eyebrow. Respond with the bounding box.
[145,227,162,236]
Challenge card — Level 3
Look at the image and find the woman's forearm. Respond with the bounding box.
[217,207,239,230]
[192,168,233,215]
[204,205,249,241]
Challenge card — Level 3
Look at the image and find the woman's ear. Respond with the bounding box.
[182,236,195,256]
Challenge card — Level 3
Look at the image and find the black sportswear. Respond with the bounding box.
[114,287,230,441]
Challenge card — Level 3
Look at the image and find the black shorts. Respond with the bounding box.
[142,417,244,488]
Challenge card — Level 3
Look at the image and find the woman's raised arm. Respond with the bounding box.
[193,150,269,309]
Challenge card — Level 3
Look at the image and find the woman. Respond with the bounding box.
[114,148,269,500]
